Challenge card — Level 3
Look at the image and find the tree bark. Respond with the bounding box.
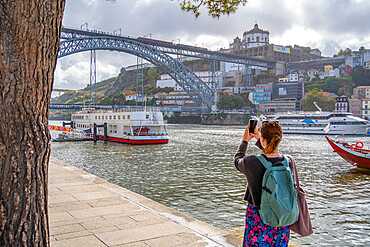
[0,1,65,246]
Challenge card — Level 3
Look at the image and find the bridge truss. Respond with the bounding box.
[58,28,275,110]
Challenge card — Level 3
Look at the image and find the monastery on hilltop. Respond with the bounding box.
[229,23,320,63]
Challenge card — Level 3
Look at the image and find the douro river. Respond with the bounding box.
[50,123,370,246]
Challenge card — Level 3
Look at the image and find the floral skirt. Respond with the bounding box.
[243,203,290,247]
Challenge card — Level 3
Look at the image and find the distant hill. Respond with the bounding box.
[51,58,215,105]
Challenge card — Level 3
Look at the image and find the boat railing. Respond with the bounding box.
[76,106,161,114]
[333,139,369,154]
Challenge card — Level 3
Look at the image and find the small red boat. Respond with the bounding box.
[325,136,370,169]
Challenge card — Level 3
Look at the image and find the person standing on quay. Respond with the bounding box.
[234,121,294,246]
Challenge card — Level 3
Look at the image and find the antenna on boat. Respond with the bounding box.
[144,94,147,112]
[313,102,323,113]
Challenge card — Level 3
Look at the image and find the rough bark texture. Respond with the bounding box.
[0,1,65,246]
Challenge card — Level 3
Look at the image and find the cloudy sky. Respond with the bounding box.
[54,0,370,92]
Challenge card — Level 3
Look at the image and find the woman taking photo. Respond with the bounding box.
[234,121,295,246]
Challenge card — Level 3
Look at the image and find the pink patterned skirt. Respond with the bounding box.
[243,203,290,247]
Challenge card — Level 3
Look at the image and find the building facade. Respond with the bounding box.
[345,48,370,68]
[230,24,317,63]
[259,99,297,112]
[334,96,349,113]
[288,70,298,82]
[250,87,271,104]
[242,23,270,48]
[270,81,304,110]
[349,99,362,118]
[156,71,223,106]
[362,100,370,120]
[353,86,370,99]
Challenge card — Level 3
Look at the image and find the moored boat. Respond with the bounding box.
[325,136,370,169]
[71,107,169,145]
[268,112,370,136]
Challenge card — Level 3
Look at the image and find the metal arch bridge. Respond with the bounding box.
[58,28,275,109]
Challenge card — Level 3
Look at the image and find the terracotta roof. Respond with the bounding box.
[318,92,337,97]
[244,23,269,35]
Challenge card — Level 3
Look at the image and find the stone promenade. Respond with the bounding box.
[48,157,243,247]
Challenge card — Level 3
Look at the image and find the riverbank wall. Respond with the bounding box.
[201,113,251,125]
[165,113,252,125]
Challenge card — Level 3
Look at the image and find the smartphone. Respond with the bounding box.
[249,119,257,134]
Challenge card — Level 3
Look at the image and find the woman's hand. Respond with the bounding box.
[242,125,253,142]
[251,130,261,140]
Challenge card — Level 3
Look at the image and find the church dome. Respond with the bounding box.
[243,23,269,35]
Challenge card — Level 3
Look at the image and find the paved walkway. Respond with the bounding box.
[48,157,243,247]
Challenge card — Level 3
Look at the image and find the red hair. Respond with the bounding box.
[260,121,282,154]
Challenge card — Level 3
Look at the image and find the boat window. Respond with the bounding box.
[109,115,112,120]
[128,115,130,119]
[114,115,116,120]
[118,115,120,120]
[146,115,149,119]
[123,115,126,119]
[95,116,97,120]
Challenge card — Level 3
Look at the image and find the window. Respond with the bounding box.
[146,115,149,119]
[127,115,130,119]
[123,115,126,119]
[118,115,120,120]
[114,115,116,120]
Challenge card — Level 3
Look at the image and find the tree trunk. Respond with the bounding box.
[0,1,65,246]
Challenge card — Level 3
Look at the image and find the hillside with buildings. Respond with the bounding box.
[52,23,370,120]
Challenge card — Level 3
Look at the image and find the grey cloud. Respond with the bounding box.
[301,0,370,37]
[55,0,370,90]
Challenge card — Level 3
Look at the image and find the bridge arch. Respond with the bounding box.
[58,36,214,108]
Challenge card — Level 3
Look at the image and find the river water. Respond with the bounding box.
[50,123,370,246]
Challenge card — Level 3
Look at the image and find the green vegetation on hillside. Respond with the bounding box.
[217,92,252,110]
[351,65,370,87]
[333,48,352,57]
[301,89,336,111]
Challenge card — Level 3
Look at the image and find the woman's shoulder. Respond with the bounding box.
[242,155,265,168]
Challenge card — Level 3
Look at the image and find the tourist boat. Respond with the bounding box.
[71,107,169,145]
[267,112,370,135]
[325,136,370,169]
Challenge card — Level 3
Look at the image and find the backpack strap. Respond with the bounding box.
[281,155,289,167]
[256,154,289,169]
[286,155,299,187]
[256,154,273,169]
